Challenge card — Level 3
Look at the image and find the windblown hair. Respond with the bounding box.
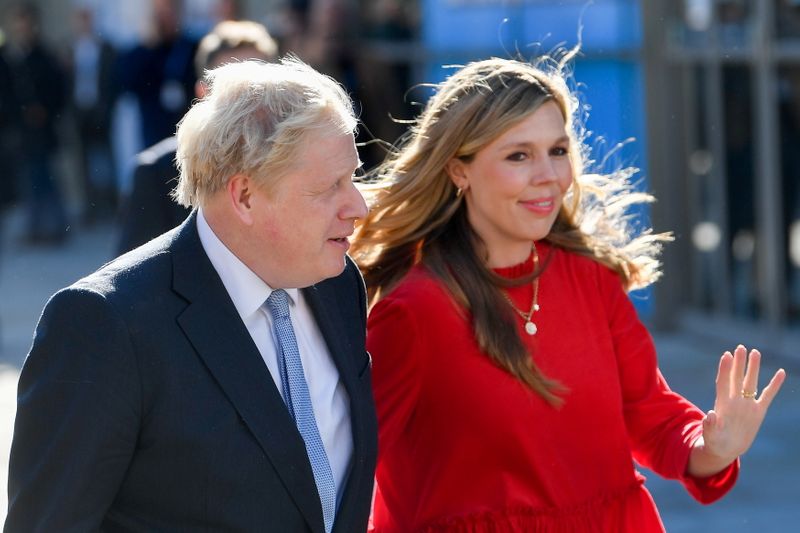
[351,56,670,405]
[174,57,356,207]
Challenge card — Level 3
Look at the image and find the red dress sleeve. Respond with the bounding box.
[598,264,739,504]
[367,293,424,457]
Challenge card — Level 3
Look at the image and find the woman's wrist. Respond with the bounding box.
[687,436,737,478]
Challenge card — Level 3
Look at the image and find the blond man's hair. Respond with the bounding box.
[174,57,356,207]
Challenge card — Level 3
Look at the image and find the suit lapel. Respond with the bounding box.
[170,214,325,533]
[303,284,360,401]
[303,282,373,532]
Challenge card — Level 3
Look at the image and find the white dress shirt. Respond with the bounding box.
[196,209,353,502]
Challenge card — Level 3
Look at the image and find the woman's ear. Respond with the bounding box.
[445,158,469,192]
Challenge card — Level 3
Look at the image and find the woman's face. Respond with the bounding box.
[447,100,573,267]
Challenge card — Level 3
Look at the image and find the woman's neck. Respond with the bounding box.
[485,242,535,269]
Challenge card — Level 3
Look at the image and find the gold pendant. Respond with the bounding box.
[524,321,537,335]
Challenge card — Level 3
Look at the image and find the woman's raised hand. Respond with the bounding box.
[700,346,786,467]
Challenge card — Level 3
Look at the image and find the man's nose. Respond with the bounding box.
[343,181,369,220]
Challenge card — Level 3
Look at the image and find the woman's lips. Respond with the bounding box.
[519,197,556,215]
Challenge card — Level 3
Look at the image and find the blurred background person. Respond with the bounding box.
[280,0,355,84]
[5,1,68,246]
[354,0,417,169]
[116,19,278,254]
[0,29,18,230]
[278,0,418,170]
[0,27,19,349]
[118,0,198,149]
[67,4,119,226]
[214,0,243,22]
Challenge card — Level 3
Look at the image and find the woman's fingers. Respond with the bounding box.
[731,345,747,397]
[741,349,761,399]
[704,409,718,432]
[716,352,733,402]
[705,345,786,459]
[758,368,787,409]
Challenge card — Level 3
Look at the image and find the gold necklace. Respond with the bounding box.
[501,242,540,335]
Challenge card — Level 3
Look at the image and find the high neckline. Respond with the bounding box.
[492,241,549,278]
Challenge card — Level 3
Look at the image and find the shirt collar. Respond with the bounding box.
[196,208,300,318]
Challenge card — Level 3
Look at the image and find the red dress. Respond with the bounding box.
[366,242,738,532]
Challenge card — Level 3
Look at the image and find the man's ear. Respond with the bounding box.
[227,173,255,225]
[445,157,469,192]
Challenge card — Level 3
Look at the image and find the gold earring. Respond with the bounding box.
[456,187,463,198]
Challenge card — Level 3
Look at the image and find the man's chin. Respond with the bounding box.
[302,258,347,287]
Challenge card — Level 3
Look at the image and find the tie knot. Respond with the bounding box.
[266,289,290,320]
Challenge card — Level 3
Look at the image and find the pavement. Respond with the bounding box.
[0,207,797,529]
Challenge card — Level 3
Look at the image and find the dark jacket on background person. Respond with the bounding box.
[119,35,197,147]
[70,36,118,142]
[0,46,19,208]
[8,39,65,151]
[117,136,189,254]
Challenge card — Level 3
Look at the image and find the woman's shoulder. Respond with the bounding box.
[543,241,595,272]
[545,242,624,290]
[371,265,467,324]
[381,265,452,305]
[369,265,465,337]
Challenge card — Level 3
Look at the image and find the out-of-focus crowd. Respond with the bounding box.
[0,0,418,250]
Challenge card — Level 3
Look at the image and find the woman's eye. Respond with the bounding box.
[507,152,527,161]
[551,146,569,156]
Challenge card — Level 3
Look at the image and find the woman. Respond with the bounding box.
[351,57,786,532]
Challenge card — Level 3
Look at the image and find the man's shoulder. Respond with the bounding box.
[76,230,180,304]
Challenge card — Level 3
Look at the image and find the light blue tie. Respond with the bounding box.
[266,289,336,533]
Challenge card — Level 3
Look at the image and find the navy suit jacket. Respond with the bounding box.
[5,212,378,532]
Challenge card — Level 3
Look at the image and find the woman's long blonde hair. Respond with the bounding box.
[351,57,670,405]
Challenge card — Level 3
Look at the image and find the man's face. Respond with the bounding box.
[246,128,367,289]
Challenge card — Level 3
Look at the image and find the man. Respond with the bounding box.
[6,2,68,244]
[5,58,377,532]
[0,30,18,212]
[0,31,19,347]
[68,5,119,225]
[117,19,279,254]
[119,0,198,148]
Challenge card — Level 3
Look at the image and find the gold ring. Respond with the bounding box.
[741,389,757,399]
